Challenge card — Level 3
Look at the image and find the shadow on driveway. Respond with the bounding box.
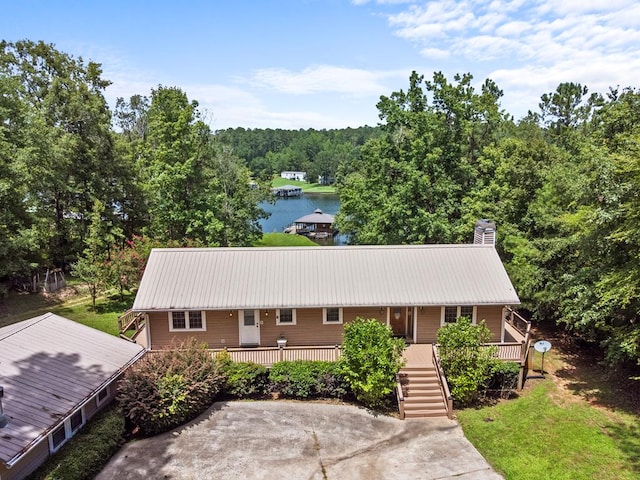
[97,401,502,480]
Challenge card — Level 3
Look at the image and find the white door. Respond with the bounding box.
[239,310,260,346]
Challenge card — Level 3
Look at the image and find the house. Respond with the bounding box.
[280,171,306,181]
[0,313,145,480]
[128,243,521,352]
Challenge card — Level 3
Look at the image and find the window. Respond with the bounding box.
[440,306,476,326]
[49,408,85,453]
[51,424,66,450]
[443,306,458,324]
[323,307,343,324]
[276,308,296,325]
[96,386,109,407]
[169,311,207,331]
[69,410,83,433]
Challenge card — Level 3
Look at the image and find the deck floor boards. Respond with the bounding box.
[403,344,434,368]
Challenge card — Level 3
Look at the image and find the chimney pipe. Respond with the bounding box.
[474,219,496,246]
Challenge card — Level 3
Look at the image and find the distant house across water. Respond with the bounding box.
[280,171,306,181]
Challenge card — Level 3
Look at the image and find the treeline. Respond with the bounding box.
[2,40,639,367]
[215,126,380,182]
[0,40,270,292]
[337,72,640,367]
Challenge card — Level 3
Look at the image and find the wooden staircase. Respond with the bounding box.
[398,366,448,419]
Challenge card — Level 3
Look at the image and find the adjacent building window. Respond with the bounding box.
[169,311,207,331]
[96,386,110,407]
[49,408,85,453]
[441,306,476,326]
[323,307,343,324]
[276,308,296,325]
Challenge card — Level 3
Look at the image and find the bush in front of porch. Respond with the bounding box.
[269,361,349,399]
[339,317,406,409]
[437,318,499,406]
[117,339,225,436]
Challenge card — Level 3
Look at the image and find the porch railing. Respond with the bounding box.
[211,345,341,366]
[117,309,146,342]
[432,344,453,419]
[396,374,405,420]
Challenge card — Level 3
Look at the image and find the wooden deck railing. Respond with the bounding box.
[487,343,523,361]
[117,309,146,341]
[505,307,533,389]
[432,344,453,419]
[211,345,341,366]
[396,374,405,420]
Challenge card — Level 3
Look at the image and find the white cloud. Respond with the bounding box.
[365,0,640,118]
[245,65,396,96]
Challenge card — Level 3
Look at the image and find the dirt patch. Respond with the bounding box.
[527,323,640,415]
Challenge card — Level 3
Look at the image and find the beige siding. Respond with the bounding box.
[262,308,344,346]
[0,440,49,480]
[477,305,504,342]
[416,307,441,343]
[146,305,506,348]
[148,311,239,349]
[343,307,384,323]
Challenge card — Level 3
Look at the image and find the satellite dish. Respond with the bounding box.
[532,340,552,377]
[534,340,552,353]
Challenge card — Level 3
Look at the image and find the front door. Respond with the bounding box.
[390,307,406,337]
[239,310,260,346]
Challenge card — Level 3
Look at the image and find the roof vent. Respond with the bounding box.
[474,219,496,246]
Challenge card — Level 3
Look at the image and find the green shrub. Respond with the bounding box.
[269,360,349,398]
[225,361,269,397]
[117,339,224,436]
[437,318,498,406]
[486,361,520,391]
[27,404,125,480]
[270,361,317,398]
[339,318,406,408]
[315,361,350,399]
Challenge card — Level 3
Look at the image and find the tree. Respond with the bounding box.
[437,318,497,406]
[339,318,406,408]
[71,200,120,308]
[336,71,508,244]
[0,40,118,268]
[137,86,269,246]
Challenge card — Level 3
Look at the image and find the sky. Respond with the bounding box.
[2,0,639,130]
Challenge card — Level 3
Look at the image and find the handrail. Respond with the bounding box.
[396,374,405,420]
[506,307,531,338]
[432,344,453,419]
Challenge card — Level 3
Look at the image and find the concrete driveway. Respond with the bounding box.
[97,401,502,480]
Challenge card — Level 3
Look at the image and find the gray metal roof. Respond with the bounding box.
[294,209,335,224]
[0,313,144,465]
[133,245,520,311]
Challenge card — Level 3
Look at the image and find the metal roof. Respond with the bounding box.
[0,313,144,465]
[294,209,335,224]
[133,245,520,311]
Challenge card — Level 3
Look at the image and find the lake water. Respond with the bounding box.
[259,193,346,245]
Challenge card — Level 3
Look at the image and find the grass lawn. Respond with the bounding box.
[254,232,319,247]
[271,176,336,194]
[0,286,135,336]
[457,336,640,480]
